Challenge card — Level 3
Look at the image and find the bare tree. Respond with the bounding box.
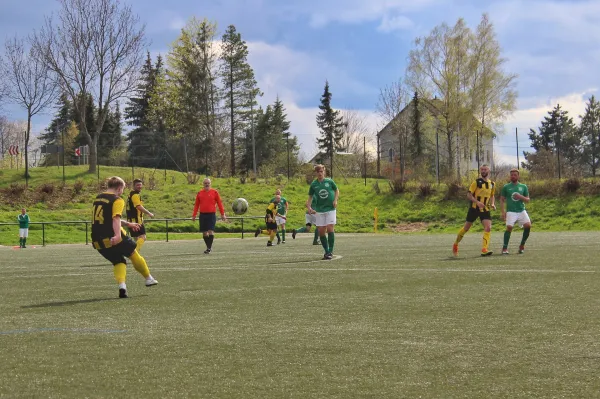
[0,36,58,184]
[340,109,371,154]
[376,78,411,181]
[33,0,146,173]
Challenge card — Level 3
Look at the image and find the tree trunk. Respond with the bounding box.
[25,111,31,186]
[229,72,235,176]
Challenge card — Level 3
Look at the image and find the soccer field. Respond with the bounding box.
[1,232,600,398]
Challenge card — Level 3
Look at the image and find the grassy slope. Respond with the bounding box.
[1,165,599,245]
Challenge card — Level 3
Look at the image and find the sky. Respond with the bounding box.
[1,0,599,166]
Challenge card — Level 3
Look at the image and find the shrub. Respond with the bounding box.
[39,183,55,195]
[73,180,85,195]
[418,181,433,198]
[444,181,463,200]
[239,175,247,184]
[7,183,26,196]
[388,178,406,194]
[372,181,381,195]
[562,178,581,194]
[186,172,200,185]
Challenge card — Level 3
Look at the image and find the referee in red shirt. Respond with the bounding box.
[192,178,227,254]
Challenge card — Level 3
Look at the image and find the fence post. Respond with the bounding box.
[166,219,169,242]
[85,221,89,245]
[42,223,46,247]
[241,217,244,239]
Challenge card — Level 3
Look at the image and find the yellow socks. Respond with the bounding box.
[482,231,491,251]
[455,227,467,245]
[113,263,126,284]
[129,250,150,278]
[135,237,145,252]
[269,231,276,241]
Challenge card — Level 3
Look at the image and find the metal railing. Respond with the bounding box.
[0,216,265,246]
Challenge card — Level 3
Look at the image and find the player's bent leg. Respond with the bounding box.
[453,222,472,256]
[503,225,513,254]
[128,250,158,286]
[520,222,531,254]
[481,219,493,256]
[113,262,128,298]
[135,235,146,252]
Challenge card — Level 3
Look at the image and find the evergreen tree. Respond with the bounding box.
[410,91,423,160]
[40,93,72,166]
[524,104,579,176]
[99,102,123,161]
[579,96,600,176]
[316,81,345,175]
[126,53,163,167]
[220,24,261,176]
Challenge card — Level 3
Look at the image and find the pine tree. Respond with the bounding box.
[220,24,261,176]
[316,81,345,175]
[99,102,123,161]
[126,53,163,167]
[410,91,423,160]
[524,104,579,176]
[40,93,72,166]
[579,96,600,176]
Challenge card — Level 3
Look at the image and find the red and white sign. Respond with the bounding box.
[75,148,81,157]
[8,145,19,155]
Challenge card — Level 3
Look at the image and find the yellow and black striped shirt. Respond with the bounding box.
[468,178,495,211]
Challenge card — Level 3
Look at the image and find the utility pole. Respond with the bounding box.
[250,97,256,175]
[516,127,520,170]
[286,133,290,181]
[363,136,367,186]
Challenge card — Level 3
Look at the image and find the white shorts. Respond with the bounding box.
[305,213,316,225]
[315,210,336,227]
[506,211,531,228]
[275,215,287,225]
[19,228,29,237]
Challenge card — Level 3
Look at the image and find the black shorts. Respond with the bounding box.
[129,223,146,238]
[199,213,216,232]
[266,222,277,230]
[466,207,492,223]
[97,236,137,265]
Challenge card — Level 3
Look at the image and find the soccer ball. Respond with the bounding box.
[232,198,249,215]
[511,192,520,201]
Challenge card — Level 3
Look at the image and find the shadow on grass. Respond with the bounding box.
[22,296,148,308]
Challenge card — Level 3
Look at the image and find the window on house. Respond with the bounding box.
[388,148,394,162]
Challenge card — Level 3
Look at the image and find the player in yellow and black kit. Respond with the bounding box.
[92,176,158,298]
[453,164,496,257]
[265,195,281,247]
[126,179,154,252]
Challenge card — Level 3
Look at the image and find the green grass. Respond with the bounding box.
[1,232,600,398]
[2,166,600,246]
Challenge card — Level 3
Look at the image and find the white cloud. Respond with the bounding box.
[491,0,600,45]
[377,15,414,32]
[494,89,599,167]
[246,41,375,104]
[280,0,436,28]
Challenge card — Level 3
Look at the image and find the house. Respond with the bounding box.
[308,151,354,167]
[376,98,495,179]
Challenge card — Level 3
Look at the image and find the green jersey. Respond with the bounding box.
[18,214,30,228]
[270,196,288,215]
[501,182,529,213]
[308,178,338,213]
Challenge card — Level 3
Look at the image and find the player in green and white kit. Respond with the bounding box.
[273,189,289,243]
[307,164,339,260]
[500,169,531,254]
[18,208,30,248]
